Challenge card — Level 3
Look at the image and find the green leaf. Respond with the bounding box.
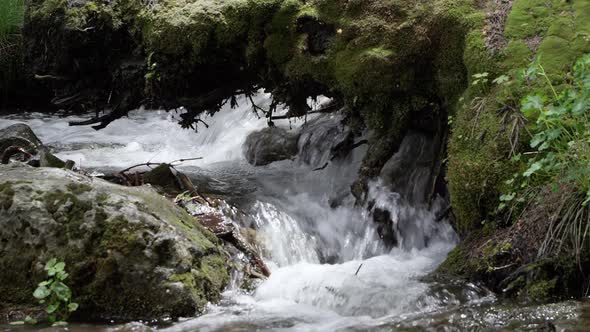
[530,134,545,148]
[473,72,489,78]
[524,161,543,177]
[38,280,51,287]
[46,303,59,314]
[522,95,544,118]
[24,316,37,325]
[33,286,51,299]
[54,262,66,272]
[545,128,562,141]
[45,258,57,271]
[68,302,79,312]
[51,281,71,301]
[571,98,588,115]
[57,271,69,281]
[500,193,516,202]
[493,74,510,85]
[9,321,25,325]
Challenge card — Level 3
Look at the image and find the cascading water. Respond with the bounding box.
[2,93,585,331]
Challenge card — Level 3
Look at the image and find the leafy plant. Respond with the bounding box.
[17,258,79,326]
[500,54,590,211]
[471,72,490,94]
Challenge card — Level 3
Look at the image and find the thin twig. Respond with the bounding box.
[355,263,363,276]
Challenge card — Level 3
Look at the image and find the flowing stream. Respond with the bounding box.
[1,94,589,331]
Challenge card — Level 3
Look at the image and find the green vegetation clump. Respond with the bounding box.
[11,258,78,327]
[0,0,25,97]
[0,0,23,39]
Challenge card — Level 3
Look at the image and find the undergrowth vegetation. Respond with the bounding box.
[0,0,24,42]
[498,54,590,269]
[500,55,590,208]
[0,0,25,96]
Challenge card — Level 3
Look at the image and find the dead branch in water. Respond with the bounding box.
[355,263,363,276]
[1,146,33,164]
[118,157,203,175]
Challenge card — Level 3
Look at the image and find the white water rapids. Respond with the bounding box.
[3,94,585,331]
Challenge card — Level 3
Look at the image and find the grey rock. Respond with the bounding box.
[0,164,229,321]
[243,127,299,166]
[297,115,352,168]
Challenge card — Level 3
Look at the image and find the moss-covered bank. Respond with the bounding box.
[441,0,590,301]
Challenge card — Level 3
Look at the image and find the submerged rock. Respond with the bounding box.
[243,127,299,166]
[379,131,438,205]
[297,115,353,168]
[0,164,229,321]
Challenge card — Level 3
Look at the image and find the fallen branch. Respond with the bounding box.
[1,146,33,164]
[270,101,343,121]
[355,263,363,276]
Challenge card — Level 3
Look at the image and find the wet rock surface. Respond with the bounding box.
[0,164,229,321]
[243,127,299,166]
[0,123,65,167]
[297,115,353,168]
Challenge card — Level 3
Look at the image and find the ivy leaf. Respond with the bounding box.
[500,193,516,202]
[522,95,544,118]
[44,258,57,271]
[46,303,59,314]
[33,286,50,300]
[51,281,72,301]
[530,133,545,148]
[571,97,588,115]
[54,262,66,273]
[493,74,510,85]
[524,161,543,177]
[68,302,79,312]
[545,128,562,141]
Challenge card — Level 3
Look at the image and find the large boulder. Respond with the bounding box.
[243,127,299,166]
[0,164,229,321]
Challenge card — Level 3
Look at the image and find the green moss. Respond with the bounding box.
[168,256,229,311]
[447,0,590,236]
[131,190,220,251]
[447,95,513,234]
[65,182,92,195]
[523,278,557,302]
[0,182,15,210]
[502,40,533,70]
[436,246,474,277]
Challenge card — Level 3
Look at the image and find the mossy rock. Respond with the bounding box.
[0,164,229,321]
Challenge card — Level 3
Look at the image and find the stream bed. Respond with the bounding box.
[1,94,589,331]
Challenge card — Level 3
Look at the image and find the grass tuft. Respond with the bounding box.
[0,0,24,41]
